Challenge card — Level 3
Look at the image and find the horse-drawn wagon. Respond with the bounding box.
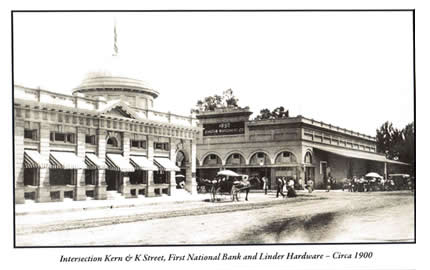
[197,170,261,202]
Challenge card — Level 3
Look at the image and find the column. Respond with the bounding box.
[95,128,107,200]
[14,119,25,204]
[120,132,131,198]
[185,140,198,195]
[168,138,177,196]
[146,135,155,197]
[384,162,388,179]
[74,127,86,201]
[37,122,51,202]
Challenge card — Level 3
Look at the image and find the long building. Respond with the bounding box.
[14,55,200,204]
[195,108,409,189]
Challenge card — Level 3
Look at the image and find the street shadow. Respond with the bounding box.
[234,212,337,244]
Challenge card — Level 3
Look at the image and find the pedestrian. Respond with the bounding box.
[307,179,314,193]
[276,177,285,198]
[298,177,304,190]
[326,176,332,192]
[287,178,296,197]
[262,176,268,195]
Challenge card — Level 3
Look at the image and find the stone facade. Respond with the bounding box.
[196,108,409,189]
[14,84,200,204]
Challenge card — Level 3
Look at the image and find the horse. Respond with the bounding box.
[232,175,262,201]
[196,178,214,193]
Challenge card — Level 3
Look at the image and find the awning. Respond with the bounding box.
[312,144,410,165]
[154,157,181,172]
[85,153,106,169]
[130,155,158,171]
[50,152,87,169]
[24,150,50,168]
[106,154,134,172]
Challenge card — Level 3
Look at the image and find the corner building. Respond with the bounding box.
[14,56,200,204]
[196,108,408,189]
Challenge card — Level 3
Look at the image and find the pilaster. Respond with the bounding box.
[14,119,25,204]
[37,123,51,202]
[186,140,198,195]
[146,135,155,197]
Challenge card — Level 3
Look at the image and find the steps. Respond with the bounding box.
[106,191,124,200]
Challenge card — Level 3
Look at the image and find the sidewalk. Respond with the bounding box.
[15,189,338,216]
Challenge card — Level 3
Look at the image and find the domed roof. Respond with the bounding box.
[73,55,159,98]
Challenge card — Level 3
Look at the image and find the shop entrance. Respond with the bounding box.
[106,170,120,191]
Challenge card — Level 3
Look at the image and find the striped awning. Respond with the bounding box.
[106,154,134,172]
[50,152,87,169]
[154,157,181,172]
[85,153,106,169]
[24,150,50,168]
[130,156,158,171]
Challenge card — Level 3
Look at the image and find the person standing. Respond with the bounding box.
[326,176,332,192]
[276,177,285,198]
[262,176,268,195]
[307,179,314,193]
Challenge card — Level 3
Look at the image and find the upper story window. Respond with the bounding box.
[86,135,96,145]
[154,142,169,151]
[233,154,240,159]
[257,152,265,158]
[24,121,39,141]
[131,140,147,149]
[24,129,38,140]
[107,137,119,147]
[50,132,75,144]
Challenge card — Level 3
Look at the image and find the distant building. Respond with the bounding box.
[195,108,409,189]
[14,55,200,204]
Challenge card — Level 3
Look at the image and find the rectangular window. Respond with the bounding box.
[50,132,76,144]
[233,154,240,159]
[257,153,265,158]
[154,171,169,184]
[131,140,147,149]
[85,135,96,145]
[210,154,217,160]
[24,129,38,140]
[154,142,169,151]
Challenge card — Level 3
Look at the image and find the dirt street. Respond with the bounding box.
[15,191,414,246]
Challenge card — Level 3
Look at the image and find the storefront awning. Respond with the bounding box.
[154,157,181,172]
[85,153,106,169]
[50,152,87,169]
[130,155,158,171]
[106,154,135,172]
[24,150,50,168]
[312,144,410,165]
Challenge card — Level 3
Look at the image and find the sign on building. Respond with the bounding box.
[203,121,245,136]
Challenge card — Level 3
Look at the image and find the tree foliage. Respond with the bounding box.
[254,106,289,120]
[376,121,415,166]
[191,89,244,113]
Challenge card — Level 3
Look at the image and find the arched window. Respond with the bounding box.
[249,152,270,166]
[107,137,118,147]
[176,151,186,167]
[203,154,222,166]
[226,153,245,166]
[304,152,312,164]
[275,151,297,164]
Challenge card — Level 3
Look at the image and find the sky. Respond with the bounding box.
[13,11,414,136]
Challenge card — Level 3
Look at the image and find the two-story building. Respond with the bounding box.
[195,108,409,189]
[14,55,200,204]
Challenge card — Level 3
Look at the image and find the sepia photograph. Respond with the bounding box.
[12,10,415,247]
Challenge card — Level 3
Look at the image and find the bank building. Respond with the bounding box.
[14,27,200,204]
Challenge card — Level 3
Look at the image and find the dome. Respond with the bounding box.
[73,55,159,98]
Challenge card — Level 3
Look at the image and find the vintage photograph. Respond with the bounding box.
[12,11,415,246]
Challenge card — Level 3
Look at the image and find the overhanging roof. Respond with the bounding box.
[311,144,410,165]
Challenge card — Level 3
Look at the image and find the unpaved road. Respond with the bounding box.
[15,191,414,246]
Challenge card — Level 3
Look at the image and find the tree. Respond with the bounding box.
[191,89,244,113]
[376,121,415,165]
[254,106,289,120]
